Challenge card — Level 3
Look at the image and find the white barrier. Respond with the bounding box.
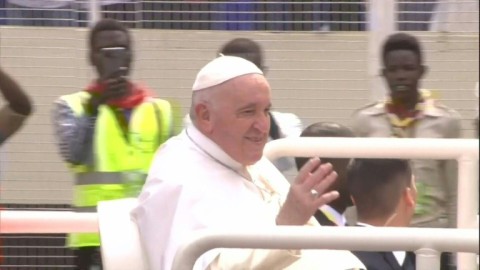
[0,138,477,269]
[172,227,479,270]
[264,137,479,270]
[0,210,98,233]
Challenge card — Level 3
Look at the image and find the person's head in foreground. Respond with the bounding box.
[347,158,417,227]
[295,122,355,215]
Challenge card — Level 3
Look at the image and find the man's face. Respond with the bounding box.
[90,30,132,79]
[208,74,271,165]
[382,50,424,103]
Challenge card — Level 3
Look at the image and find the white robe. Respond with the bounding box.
[131,125,365,270]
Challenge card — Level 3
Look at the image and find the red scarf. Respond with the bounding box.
[85,81,153,109]
[386,102,421,120]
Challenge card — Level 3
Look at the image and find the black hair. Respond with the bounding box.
[89,18,130,49]
[219,38,264,71]
[382,33,423,66]
[347,159,413,220]
[295,122,355,171]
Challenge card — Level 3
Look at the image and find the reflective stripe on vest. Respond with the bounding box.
[60,91,172,248]
[73,172,147,207]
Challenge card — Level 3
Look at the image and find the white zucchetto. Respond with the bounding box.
[192,55,263,91]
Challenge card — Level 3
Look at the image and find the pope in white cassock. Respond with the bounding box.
[131,56,366,270]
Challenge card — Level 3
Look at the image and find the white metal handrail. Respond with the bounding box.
[0,138,478,269]
[172,227,479,270]
[264,137,479,269]
[264,137,478,160]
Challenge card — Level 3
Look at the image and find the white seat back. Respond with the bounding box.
[97,198,148,270]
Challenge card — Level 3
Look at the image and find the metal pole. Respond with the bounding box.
[264,138,479,161]
[88,0,101,26]
[416,248,441,270]
[456,155,479,269]
[367,0,396,101]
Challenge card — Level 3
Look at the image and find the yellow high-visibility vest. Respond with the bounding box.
[60,91,174,248]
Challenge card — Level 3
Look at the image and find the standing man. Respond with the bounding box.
[52,18,175,270]
[132,55,365,270]
[352,32,461,268]
[348,158,417,270]
[295,122,355,226]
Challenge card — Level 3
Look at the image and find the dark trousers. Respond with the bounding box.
[74,247,103,270]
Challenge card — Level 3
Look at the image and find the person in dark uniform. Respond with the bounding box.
[295,122,355,226]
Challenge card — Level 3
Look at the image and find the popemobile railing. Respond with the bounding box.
[263,137,479,270]
[171,226,479,270]
[171,137,479,270]
[1,138,478,270]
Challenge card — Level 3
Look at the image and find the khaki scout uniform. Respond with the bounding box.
[351,91,461,228]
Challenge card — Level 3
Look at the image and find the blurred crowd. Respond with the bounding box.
[0,0,477,31]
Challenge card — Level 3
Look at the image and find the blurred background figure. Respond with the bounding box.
[0,66,32,268]
[0,67,33,145]
[52,18,176,270]
[347,158,417,270]
[6,0,73,26]
[295,122,355,226]
[352,32,461,228]
[352,32,461,269]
